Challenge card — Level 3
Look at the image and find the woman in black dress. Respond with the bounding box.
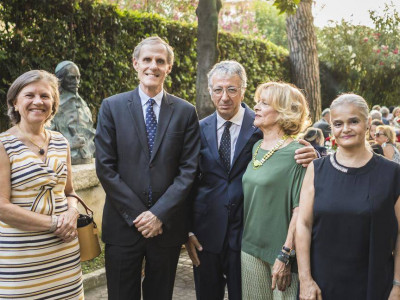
[296,94,400,300]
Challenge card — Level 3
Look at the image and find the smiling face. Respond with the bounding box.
[61,64,80,94]
[14,80,54,126]
[133,43,172,97]
[330,104,370,149]
[253,89,280,130]
[210,74,243,120]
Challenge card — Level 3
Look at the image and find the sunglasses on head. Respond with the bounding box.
[374,132,386,137]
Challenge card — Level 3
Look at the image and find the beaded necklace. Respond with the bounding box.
[252,135,289,170]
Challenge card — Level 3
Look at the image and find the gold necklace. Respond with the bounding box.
[252,135,289,170]
[17,125,48,155]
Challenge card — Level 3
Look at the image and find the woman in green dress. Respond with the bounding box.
[241,82,310,299]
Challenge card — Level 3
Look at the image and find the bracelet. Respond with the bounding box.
[277,251,290,265]
[394,280,400,286]
[49,215,58,232]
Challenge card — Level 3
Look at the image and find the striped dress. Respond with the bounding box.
[0,131,83,299]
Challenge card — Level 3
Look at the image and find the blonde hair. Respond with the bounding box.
[254,82,311,135]
[376,125,396,144]
[393,107,400,117]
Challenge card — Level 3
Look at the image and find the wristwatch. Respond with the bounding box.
[282,245,296,257]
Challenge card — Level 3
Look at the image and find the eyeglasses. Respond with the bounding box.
[374,132,386,137]
[212,87,241,97]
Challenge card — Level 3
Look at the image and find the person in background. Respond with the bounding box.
[0,70,83,298]
[312,108,331,138]
[301,127,327,156]
[366,119,384,144]
[241,82,311,299]
[374,125,400,164]
[372,104,381,111]
[370,109,382,121]
[296,94,400,300]
[381,106,390,125]
[392,107,400,128]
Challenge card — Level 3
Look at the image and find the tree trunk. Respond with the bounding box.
[195,0,222,119]
[286,0,321,123]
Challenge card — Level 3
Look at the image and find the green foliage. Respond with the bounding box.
[219,0,288,49]
[0,0,289,131]
[100,0,198,23]
[272,0,301,15]
[253,0,288,48]
[317,4,400,108]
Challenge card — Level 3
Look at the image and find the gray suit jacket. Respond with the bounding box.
[95,88,200,247]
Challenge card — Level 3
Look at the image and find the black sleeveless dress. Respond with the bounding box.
[311,153,400,300]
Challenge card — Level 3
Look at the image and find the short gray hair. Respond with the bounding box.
[330,93,369,121]
[133,36,174,66]
[380,106,389,117]
[370,109,382,120]
[321,108,330,117]
[207,60,247,91]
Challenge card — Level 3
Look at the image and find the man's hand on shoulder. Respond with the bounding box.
[133,211,163,238]
[185,234,202,267]
[295,139,318,167]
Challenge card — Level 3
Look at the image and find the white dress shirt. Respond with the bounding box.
[139,86,163,122]
[216,105,245,164]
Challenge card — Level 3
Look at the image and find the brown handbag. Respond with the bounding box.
[67,194,101,262]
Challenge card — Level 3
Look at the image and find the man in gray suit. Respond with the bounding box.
[95,36,200,300]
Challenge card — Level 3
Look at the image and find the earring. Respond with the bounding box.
[14,107,18,112]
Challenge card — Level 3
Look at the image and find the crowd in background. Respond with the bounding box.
[301,104,400,164]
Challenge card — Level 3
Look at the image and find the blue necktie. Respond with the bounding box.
[145,99,157,154]
[219,121,232,173]
[145,99,157,207]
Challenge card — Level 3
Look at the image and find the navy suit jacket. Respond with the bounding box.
[95,88,200,247]
[189,103,262,253]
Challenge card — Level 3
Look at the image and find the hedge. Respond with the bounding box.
[0,0,290,132]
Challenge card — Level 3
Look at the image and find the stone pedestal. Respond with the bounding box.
[72,161,105,230]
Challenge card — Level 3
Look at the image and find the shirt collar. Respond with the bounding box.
[216,104,245,130]
[139,86,163,107]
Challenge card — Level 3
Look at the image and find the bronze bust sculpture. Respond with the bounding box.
[50,61,95,164]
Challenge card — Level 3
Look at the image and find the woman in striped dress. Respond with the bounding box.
[0,70,84,299]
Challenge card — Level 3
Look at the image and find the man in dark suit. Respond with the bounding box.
[185,61,316,300]
[95,36,200,300]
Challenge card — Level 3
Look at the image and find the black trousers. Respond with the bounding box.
[105,238,181,300]
[193,238,241,300]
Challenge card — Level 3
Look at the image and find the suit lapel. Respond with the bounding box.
[127,88,150,160]
[151,92,173,162]
[203,112,225,170]
[231,105,257,168]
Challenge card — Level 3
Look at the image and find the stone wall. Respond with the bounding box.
[71,162,105,230]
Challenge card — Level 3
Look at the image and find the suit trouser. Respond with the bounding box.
[193,237,241,300]
[105,238,181,300]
